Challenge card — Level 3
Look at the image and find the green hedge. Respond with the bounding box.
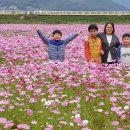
[0,15,130,24]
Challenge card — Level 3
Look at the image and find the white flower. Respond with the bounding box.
[82,75,86,78]
[19,109,23,111]
[55,99,60,103]
[41,70,47,73]
[16,97,21,101]
[118,107,122,110]
[82,120,89,126]
[124,106,129,110]
[59,74,66,78]
[31,76,37,81]
[97,109,103,112]
[77,103,80,108]
[31,120,38,124]
[41,98,46,102]
[24,78,30,82]
[70,122,74,126]
[75,114,80,118]
[51,94,57,98]
[44,100,52,106]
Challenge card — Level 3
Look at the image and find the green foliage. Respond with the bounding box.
[0,15,130,24]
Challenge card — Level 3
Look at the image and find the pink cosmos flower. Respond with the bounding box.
[128,113,130,117]
[26,109,33,116]
[74,117,82,124]
[117,128,124,130]
[111,121,119,126]
[44,124,53,130]
[0,118,7,124]
[62,101,69,106]
[4,121,14,128]
[17,124,30,129]
[110,97,117,103]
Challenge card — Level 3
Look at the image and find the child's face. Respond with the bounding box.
[53,33,62,40]
[123,36,130,46]
[89,29,98,37]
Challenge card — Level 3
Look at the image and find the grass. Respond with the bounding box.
[0,76,129,130]
[0,15,130,24]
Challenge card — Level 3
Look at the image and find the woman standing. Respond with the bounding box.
[98,22,120,64]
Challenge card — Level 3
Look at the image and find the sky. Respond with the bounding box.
[0,0,130,10]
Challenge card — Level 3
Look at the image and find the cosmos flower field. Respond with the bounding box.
[0,24,130,130]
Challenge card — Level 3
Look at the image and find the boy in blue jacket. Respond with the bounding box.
[117,33,130,64]
[35,27,82,61]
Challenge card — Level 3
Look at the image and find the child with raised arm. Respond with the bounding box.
[84,24,104,64]
[117,33,130,64]
[35,27,82,61]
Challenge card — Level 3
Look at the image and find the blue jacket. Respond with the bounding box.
[37,30,79,61]
[117,44,124,63]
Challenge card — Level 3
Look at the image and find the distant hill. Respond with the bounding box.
[113,0,130,10]
[0,0,129,11]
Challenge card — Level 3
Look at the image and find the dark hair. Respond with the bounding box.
[52,30,62,36]
[104,22,115,34]
[88,24,98,32]
[122,33,130,38]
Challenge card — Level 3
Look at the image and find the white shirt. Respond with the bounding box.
[106,35,112,62]
[121,47,130,63]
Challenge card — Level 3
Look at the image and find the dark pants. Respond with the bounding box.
[106,62,115,64]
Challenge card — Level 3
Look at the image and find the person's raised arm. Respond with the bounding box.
[64,31,82,45]
[35,27,49,45]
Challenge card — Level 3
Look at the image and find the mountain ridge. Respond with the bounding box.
[0,0,129,11]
